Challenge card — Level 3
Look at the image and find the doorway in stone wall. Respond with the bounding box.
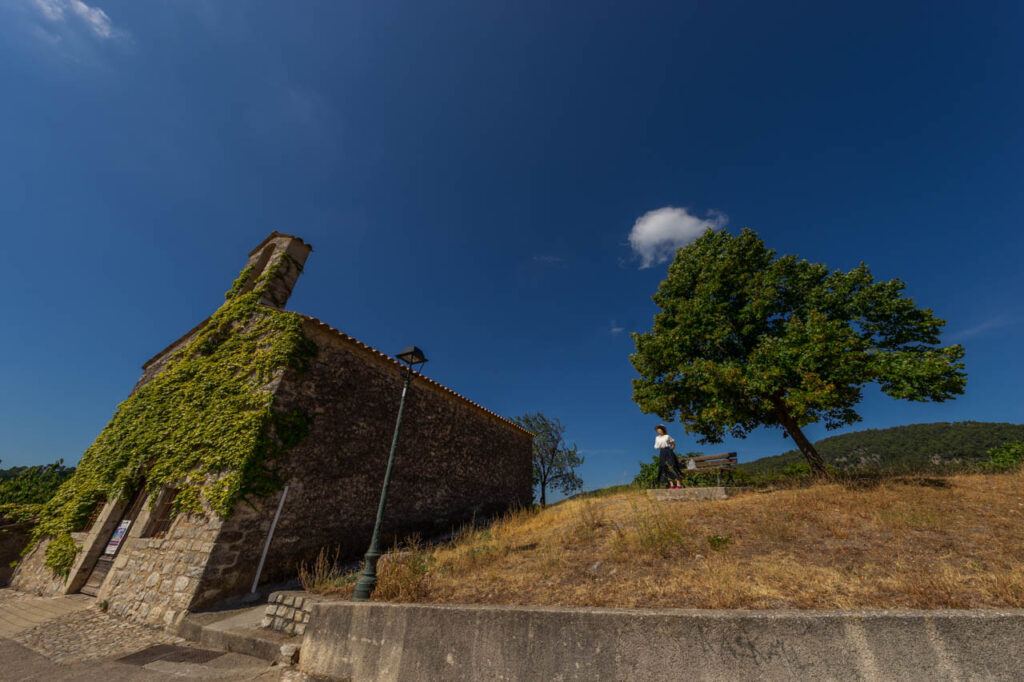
[79,484,148,597]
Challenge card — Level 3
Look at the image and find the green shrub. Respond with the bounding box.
[987,441,1024,472]
[782,461,812,478]
[633,455,660,489]
[707,534,731,551]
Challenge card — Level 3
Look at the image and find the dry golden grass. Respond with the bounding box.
[310,470,1024,609]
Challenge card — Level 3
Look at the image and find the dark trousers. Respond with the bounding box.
[656,447,683,485]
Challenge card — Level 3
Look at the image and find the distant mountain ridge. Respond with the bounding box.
[740,421,1024,474]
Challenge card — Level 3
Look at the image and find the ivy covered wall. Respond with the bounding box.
[22,241,316,577]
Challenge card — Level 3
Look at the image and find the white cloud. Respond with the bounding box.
[30,0,116,39]
[31,0,63,20]
[628,206,728,268]
[950,315,1016,340]
[609,320,624,335]
[68,0,112,38]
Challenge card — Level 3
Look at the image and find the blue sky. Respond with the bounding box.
[2,1,1022,497]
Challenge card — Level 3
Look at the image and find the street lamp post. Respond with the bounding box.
[352,346,428,602]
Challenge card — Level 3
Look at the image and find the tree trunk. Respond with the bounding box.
[771,399,830,479]
[539,483,547,508]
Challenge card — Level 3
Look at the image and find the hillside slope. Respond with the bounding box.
[303,471,1024,610]
[740,421,1024,474]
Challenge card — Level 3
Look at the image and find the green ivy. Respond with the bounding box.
[30,261,317,576]
[44,533,80,577]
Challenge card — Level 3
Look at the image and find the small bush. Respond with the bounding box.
[707,534,731,551]
[298,547,349,592]
[375,537,431,602]
[633,455,660,489]
[987,441,1024,472]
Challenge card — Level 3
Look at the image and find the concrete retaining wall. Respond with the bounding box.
[300,601,1024,681]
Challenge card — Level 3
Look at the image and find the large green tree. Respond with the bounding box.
[630,228,967,477]
[514,412,584,507]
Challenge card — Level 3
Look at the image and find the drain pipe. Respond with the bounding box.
[249,485,289,596]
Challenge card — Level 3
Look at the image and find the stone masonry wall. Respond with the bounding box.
[201,319,534,593]
[96,510,223,629]
[261,590,324,636]
[8,538,66,596]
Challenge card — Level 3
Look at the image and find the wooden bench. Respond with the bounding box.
[678,452,738,485]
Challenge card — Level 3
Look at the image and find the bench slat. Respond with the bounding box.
[678,451,738,473]
[690,452,738,463]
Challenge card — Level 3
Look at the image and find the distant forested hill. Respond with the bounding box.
[740,422,1024,474]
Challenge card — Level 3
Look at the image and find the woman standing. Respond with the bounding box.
[654,424,684,489]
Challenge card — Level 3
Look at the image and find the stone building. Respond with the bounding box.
[13,233,533,630]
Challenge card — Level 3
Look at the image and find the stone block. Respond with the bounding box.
[260,616,273,629]
[283,595,295,607]
[278,643,300,666]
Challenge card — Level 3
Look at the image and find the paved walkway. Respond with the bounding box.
[0,591,92,638]
[0,589,288,680]
[0,639,285,681]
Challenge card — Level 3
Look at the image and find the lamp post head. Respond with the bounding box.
[396,346,428,368]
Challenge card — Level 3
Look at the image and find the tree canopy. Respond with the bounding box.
[513,412,583,507]
[0,460,75,523]
[630,228,967,476]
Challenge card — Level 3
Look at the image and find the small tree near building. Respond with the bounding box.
[514,412,584,507]
[630,228,967,478]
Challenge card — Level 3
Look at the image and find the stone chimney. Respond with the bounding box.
[234,232,313,309]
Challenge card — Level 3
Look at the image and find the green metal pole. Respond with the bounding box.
[352,365,413,602]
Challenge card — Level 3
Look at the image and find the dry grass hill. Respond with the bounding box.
[303,469,1024,610]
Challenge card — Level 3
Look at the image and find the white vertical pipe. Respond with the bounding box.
[251,485,289,594]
